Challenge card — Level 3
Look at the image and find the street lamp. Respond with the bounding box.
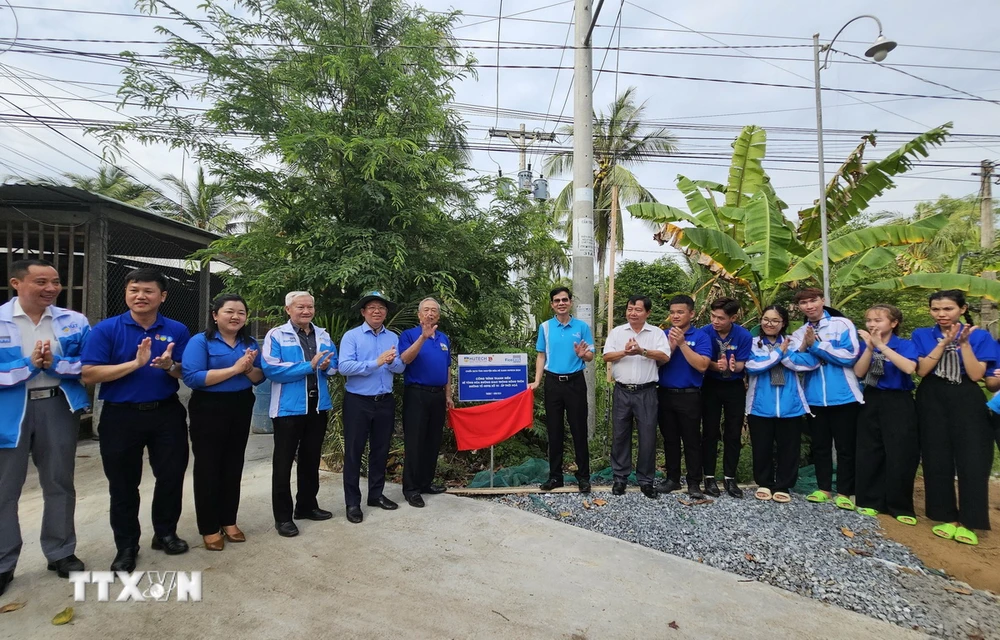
[813,16,897,302]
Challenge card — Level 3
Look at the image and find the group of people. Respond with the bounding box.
[537,286,998,548]
[0,260,453,595]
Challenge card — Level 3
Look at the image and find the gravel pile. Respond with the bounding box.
[488,488,1000,639]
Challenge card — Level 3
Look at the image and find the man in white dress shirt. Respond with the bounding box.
[602,295,671,498]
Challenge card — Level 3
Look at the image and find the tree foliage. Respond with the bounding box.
[610,258,691,326]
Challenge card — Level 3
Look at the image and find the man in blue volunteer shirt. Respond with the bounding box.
[339,291,406,523]
[82,269,191,573]
[261,291,337,538]
[398,297,453,508]
[700,297,753,499]
[656,295,712,499]
[791,287,862,510]
[528,287,595,493]
[0,259,90,596]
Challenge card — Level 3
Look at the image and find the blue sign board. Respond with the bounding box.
[457,353,529,402]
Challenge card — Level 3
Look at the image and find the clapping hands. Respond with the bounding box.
[377,347,397,366]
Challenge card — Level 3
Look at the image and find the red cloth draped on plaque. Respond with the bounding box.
[447,388,534,451]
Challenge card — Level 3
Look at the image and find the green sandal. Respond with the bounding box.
[834,495,855,510]
[856,507,878,517]
[806,490,829,503]
[932,523,957,540]
[955,527,979,546]
[895,515,917,526]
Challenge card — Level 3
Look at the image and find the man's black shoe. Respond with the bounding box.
[151,534,189,555]
[655,478,682,494]
[577,480,591,494]
[275,521,299,537]
[47,554,85,578]
[612,481,626,496]
[703,477,722,498]
[539,478,564,491]
[110,547,138,573]
[423,484,447,494]
[367,496,399,510]
[687,484,706,500]
[640,484,659,499]
[724,478,744,499]
[294,508,333,521]
[346,506,363,524]
[0,569,13,596]
[406,494,425,508]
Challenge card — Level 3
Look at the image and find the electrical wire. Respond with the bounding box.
[0,0,18,57]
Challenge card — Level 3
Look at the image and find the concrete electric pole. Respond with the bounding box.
[575,0,600,437]
[976,160,998,337]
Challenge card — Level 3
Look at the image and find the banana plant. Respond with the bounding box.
[629,123,957,315]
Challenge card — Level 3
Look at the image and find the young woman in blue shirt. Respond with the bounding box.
[912,290,996,546]
[745,305,819,504]
[181,294,264,550]
[853,304,919,525]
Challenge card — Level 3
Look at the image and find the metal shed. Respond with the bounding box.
[0,184,224,331]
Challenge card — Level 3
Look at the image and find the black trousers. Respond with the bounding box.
[808,402,860,495]
[748,415,801,492]
[98,396,188,550]
[701,377,747,478]
[855,388,918,517]
[610,384,658,485]
[402,385,446,498]
[544,372,590,481]
[917,375,993,530]
[658,388,702,485]
[271,396,327,523]
[342,391,394,507]
[189,389,254,535]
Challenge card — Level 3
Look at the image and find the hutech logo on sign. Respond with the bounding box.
[69,571,203,602]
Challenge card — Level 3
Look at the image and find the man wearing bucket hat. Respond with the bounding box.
[339,290,406,523]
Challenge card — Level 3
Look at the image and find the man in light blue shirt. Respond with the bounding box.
[339,291,406,523]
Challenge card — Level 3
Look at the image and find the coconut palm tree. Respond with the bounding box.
[543,86,677,336]
[39,164,165,209]
[160,166,256,232]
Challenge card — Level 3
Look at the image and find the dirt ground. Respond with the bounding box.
[878,478,1000,594]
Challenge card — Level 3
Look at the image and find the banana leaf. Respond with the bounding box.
[677,175,722,231]
[725,125,767,208]
[778,214,948,283]
[692,180,725,192]
[797,123,952,243]
[681,228,751,276]
[743,191,793,282]
[863,273,1000,302]
[627,202,700,226]
[832,247,897,288]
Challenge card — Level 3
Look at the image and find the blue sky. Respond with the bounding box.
[1,1,998,263]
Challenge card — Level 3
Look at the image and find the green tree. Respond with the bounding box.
[628,123,981,318]
[544,87,678,336]
[160,166,256,232]
[609,258,691,326]
[41,163,164,209]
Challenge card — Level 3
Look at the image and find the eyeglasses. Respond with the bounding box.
[760,318,783,326]
[552,298,571,303]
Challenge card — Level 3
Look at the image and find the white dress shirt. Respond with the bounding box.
[12,299,62,389]
[603,322,670,384]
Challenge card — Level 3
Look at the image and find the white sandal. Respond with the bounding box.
[755,487,772,501]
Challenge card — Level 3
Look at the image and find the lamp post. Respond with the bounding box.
[813,15,897,302]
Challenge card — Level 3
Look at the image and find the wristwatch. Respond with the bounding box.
[642,348,648,357]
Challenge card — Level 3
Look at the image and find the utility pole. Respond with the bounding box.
[575,0,598,438]
[976,160,998,337]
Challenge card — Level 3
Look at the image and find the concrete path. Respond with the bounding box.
[0,435,927,640]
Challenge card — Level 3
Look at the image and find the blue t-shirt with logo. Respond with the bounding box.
[658,325,712,389]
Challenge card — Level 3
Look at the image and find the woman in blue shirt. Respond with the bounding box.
[912,290,996,546]
[853,304,919,525]
[182,294,264,550]
[745,305,819,504]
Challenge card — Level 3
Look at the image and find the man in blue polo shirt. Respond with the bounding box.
[528,287,595,493]
[398,297,453,508]
[82,268,191,573]
[700,297,753,499]
[339,291,406,523]
[657,294,712,499]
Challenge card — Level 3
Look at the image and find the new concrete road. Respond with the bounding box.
[1,435,926,639]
